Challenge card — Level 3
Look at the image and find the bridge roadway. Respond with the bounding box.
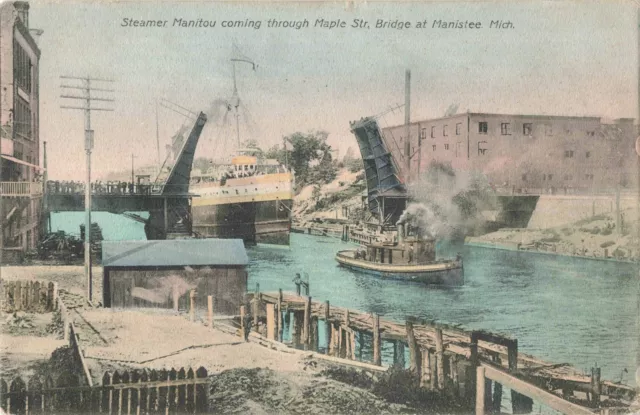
[46,188,192,214]
[44,183,194,240]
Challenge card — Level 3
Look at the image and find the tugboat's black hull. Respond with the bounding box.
[336,250,464,286]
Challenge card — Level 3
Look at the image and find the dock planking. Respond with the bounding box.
[250,291,636,414]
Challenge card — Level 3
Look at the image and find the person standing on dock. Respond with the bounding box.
[242,306,252,342]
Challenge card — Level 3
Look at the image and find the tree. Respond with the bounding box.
[282,131,335,187]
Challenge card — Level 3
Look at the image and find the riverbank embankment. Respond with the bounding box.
[466,208,640,264]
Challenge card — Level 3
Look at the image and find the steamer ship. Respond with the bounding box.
[189,151,294,245]
[188,53,294,245]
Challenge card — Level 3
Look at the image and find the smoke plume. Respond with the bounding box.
[398,162,497,240]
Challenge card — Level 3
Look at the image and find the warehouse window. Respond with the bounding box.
[456,123,462,135]
[431,126,436,138]
[443,125,448,136]
[444,144,449,150]
[501,123,512,135]
[420,128,427,139]
[523,123,532,135]
[432,144,436,151]
[564,150,574,158]
[479,122,488,134]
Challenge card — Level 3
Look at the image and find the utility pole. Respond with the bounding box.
[131,153,136,188]
[42,141,49,233]
[155,99,161,176]
[60,75,114,303]
[404,69,411,185]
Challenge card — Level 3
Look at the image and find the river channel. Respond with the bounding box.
[51,212,639,384]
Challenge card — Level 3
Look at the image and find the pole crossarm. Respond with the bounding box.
[60,75,115,82]
[61,85,115,92]
[60,95,115,102]
[61,106,114,111]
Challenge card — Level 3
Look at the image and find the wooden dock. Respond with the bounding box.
[246,290,636,415]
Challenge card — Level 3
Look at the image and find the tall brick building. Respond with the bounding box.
[381,112,636,193]
[1,1,43,258]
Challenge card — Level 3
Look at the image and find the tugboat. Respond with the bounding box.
[336,223,464,285]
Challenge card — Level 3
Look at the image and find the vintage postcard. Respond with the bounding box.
[0,0,638,414]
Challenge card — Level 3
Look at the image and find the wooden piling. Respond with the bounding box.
[406,319,421,376]
[465,331,479,406]
[476,366,485,415]
[303,296,311,348]
[429,350,438,390]
[484,377,493,412]
[372,313,381,366]
[266,303,275,340]
[435,328,445,390]
[277,289,283,342]
[291,311,299,347]
[311,317,319,352]
[591,367,601,406]
[342,310,350,359]
[189,290,196,322]
[207,295,213,328]
[451,356,460,397]
[420,350,429,387]
[393,341,406,368]
[491,354,502,413]
[253,292,261,333]
[324,301,330,354]
[350,330,357,360]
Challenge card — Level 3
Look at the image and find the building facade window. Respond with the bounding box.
[444,144,449,150]
[564,150,574,158]
[432,144,436,151]
[585,174,594,180]
[564,174,573,180]
[501,123,512,135]
[420,128,427,139]
[431,126,436,138]
[443,125,448,136]
[587,131,595,137]
[522,174,527,182]
[545,124,553,136]
[13,41,32,94]
[456,123,462,135]
[585,151,591,158]
[523,123,532,135]
[479,122,488,134]
[14,96,32,140]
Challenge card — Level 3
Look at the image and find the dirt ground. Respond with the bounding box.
[0,310,67,379]
[208,367,411,415]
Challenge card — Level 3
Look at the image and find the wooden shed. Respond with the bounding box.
[102,239,248,315]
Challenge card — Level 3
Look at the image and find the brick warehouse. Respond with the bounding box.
[381,112,637,193]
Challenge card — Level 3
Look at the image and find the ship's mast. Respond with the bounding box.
[230,54,256,149]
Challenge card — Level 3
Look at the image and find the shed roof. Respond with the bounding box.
[102,239,248,267]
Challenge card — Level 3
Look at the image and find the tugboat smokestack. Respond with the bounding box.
[397,224,404,244]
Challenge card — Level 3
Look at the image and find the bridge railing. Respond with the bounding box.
[45,182,190,196]
[0,181,43,197]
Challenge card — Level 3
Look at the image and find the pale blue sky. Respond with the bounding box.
[26,0,637,179]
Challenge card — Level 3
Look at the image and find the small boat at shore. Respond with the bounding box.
[335,227,464,286]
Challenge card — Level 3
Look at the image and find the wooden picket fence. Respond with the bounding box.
[1,280,57,313]
[0,367,209,414]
